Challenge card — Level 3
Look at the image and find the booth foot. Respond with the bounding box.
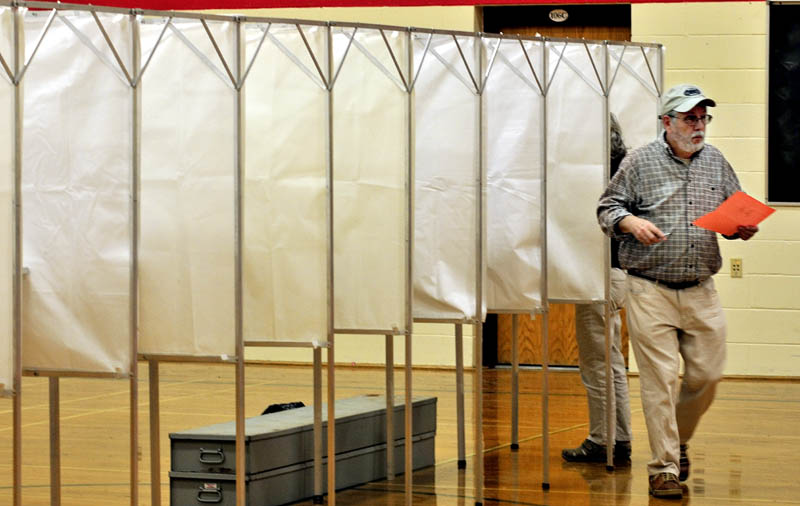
[542,482,550,490]
[313,495,323,504]
[457,459,467,469]
[510,443,519,451]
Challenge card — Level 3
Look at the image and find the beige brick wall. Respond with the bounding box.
[208,6,477,31]
[633,2,800,377]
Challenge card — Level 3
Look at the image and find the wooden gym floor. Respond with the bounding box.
[0,362,798,505]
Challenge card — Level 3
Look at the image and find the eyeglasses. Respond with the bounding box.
[667,114,713,126]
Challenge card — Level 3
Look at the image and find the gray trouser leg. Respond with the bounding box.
[574,268,632,445]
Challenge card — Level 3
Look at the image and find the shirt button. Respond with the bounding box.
[690,244,694,248]
[689,201,692,205]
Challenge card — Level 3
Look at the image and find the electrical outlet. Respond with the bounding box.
[730,258,743,278]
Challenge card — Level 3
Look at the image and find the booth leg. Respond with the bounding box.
[148,362,161,506]
[473,322,484,505]
[511,314,519,450]
[313,348,323,504]
[404,333,413,506]
[455,324,466,469]
[49,377,61,506]
[541,316,550,489]
[604,302,616,471]
[385,334,395,480]
[327,343,336,506]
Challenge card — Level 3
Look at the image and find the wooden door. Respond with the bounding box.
[482,5,631,366]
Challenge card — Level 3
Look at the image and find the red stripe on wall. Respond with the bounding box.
[58,0,762,10]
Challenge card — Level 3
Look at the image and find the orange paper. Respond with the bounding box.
[692,191,775,235]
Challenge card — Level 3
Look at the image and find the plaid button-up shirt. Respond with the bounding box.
[597,134,741,283]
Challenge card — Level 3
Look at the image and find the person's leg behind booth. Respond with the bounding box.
[563,268,632,463]
[610,268,632,461]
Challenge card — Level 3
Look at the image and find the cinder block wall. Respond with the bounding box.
[207,6,477,32]
[633,2,800,377]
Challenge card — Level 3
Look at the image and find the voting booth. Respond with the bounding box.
[0,2,662,504]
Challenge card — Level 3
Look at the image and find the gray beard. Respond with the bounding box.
[678,136,704,154]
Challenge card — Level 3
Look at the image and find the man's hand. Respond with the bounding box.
[618,216,668,246]
[737,225,759,241]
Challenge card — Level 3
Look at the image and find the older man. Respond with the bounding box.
[597,84,758,499]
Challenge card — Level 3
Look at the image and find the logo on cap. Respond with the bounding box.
[684,87,702,96]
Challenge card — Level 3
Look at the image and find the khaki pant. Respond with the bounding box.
[625,275,726,476]
[575,267,632,445]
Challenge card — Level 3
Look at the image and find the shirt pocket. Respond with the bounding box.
[692,170,726,212]
[635,180,682,215]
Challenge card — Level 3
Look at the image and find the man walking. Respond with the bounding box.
[597,84,758,499]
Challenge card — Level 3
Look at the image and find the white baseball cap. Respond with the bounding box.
[660,84,716,116]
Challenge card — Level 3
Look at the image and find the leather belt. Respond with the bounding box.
[627,270,702,290]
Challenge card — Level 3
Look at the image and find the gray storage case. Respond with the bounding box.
[170,432,435,506]
[169,395,437,505]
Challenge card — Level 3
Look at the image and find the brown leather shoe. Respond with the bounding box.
[649,472,683,499]
[679,444,690,481]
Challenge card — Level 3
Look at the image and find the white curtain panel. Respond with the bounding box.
[243,23,328,344]
[413,34,481,321]
[139,19,236,358]
[332,27,407,332]
[484,37,544,312]
[21,12,132,374]
[0,7,14,393]
[609,44,662,151]
[546,41,606,302]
